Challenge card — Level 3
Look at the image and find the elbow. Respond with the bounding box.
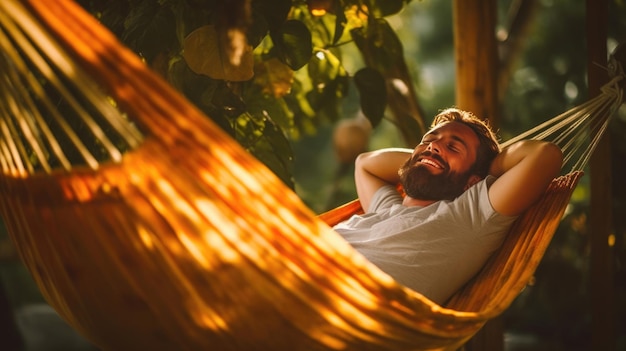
[354,151,374,178]
[524,141,564,194]
[539,142,564,179]
[354,151,375,170]
[354,151,368,165]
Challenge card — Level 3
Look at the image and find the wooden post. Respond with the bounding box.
[586,0,615,350]
[453,0,499,125]
[453,0,501,348]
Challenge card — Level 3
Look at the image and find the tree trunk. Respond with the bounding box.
[586,0,615,350]
[453,0,499,127]
[453,0,502,350]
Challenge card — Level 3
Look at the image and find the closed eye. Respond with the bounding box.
[421,136,434,144]
[447,143,460,152]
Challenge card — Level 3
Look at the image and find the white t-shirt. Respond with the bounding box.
[333,176,517,304]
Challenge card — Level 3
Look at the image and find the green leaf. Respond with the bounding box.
[308,49,343,86]
[247,6,270,48]
[332,2,347,45]
[304,75,348,123]
[353,67,386,127]
[350,18,405,75]
[306,50,349,123]
[272,20,313,70]
[122,1,177,62]
[234,112,295,188]
[253,0,292,34]
[78,0,129,37]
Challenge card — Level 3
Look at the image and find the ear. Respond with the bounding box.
[464,175,482,191]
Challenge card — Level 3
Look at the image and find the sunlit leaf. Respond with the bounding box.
[254,57,295,98]
[354,67,386,127]
[343,3,369,29]
[183,25,254,81]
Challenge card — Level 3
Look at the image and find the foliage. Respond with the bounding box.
[76,0,421,188]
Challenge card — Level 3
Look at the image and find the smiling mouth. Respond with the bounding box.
[419,158,444,169]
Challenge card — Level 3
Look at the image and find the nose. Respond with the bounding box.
[426,140,440,153]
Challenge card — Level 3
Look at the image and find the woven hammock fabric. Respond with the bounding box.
[0,1,613,350]
[0,1,479,350]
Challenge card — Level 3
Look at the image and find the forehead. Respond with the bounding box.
[426,121,479,145]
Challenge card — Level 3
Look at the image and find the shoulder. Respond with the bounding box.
[367,185,403,213]
[447,176,517,224]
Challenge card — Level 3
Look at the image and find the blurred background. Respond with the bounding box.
[1,0,625,350]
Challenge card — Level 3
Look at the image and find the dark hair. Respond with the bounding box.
[430,108,500,178]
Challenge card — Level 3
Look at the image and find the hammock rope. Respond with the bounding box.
[0,1,624,351]
[502,70,624,171]
[0,0,141,174]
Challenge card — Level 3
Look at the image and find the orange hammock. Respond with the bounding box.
[0,1,623,350]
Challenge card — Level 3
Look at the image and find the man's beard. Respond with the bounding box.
[399,153,473,201]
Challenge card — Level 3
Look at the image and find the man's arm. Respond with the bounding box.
[354,148,412,211]
[488,140,563,216]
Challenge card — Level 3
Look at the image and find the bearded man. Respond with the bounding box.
[333,108,563,304]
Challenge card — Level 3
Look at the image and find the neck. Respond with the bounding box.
[402,196,436,207]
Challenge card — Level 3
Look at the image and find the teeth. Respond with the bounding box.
[420,159,442,168]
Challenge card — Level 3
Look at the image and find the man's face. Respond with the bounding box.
[399,121,480,201]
